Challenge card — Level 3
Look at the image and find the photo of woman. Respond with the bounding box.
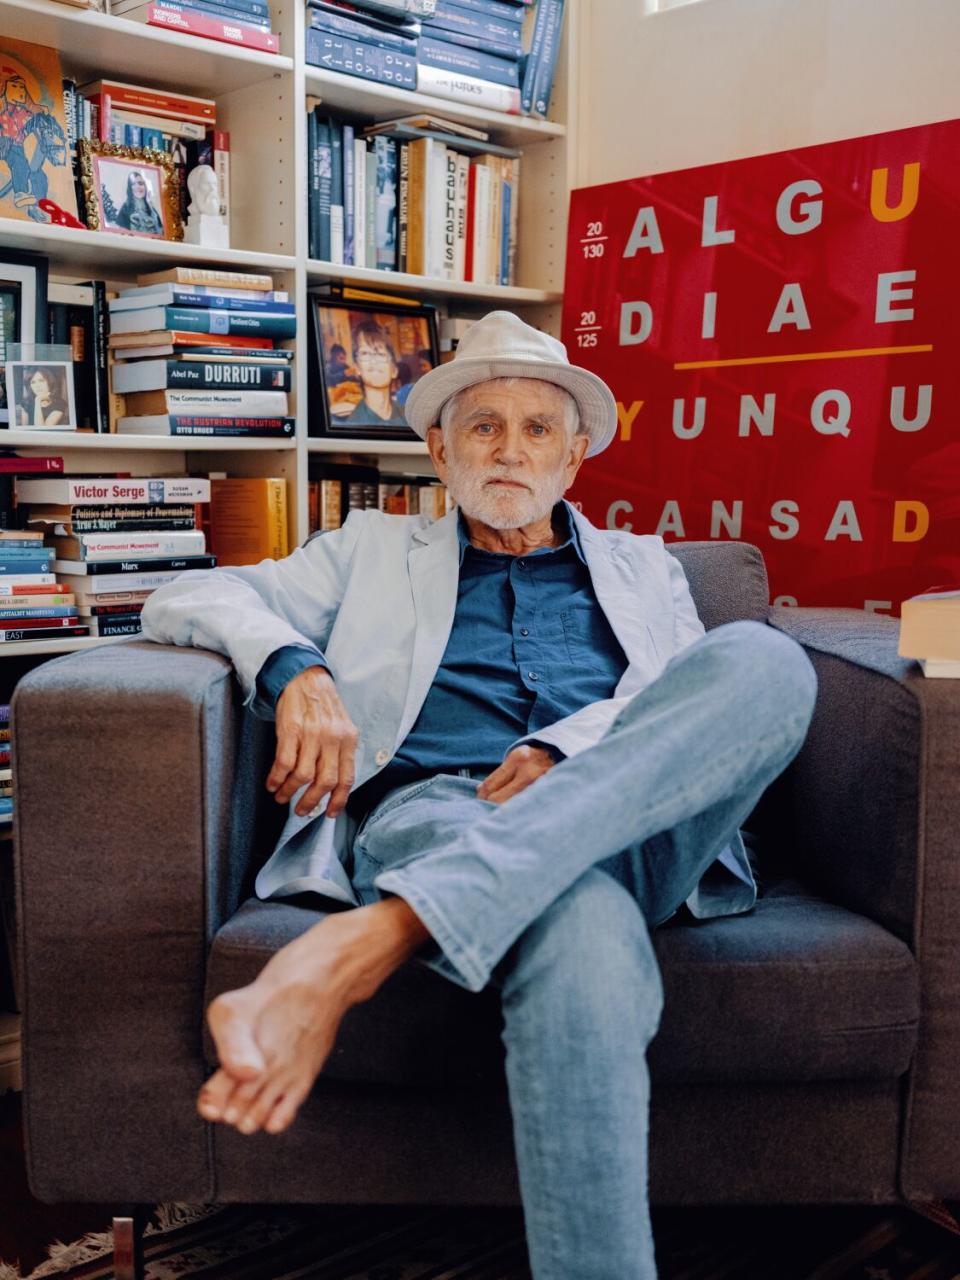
[6,360,75,430]
[90,153,172,240]
[114,169,165,236]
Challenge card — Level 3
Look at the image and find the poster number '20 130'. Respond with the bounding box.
[583,220,605,257]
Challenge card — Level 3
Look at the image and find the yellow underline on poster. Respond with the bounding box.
[674,344,934,370]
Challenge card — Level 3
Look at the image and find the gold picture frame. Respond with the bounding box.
[78,138,183,241]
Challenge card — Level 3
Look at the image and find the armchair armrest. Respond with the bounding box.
[766,606,960,1200]
[13,641,281,1204]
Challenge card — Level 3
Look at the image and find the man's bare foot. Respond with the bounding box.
[197,897,431,1136]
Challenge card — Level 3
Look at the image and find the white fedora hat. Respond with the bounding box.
[404,310,618,457]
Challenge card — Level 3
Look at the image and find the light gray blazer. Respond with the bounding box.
[140,501,758,917]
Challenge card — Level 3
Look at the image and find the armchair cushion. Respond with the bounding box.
[205,874,919,1088]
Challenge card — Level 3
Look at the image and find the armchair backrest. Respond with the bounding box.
[666,541,769,630]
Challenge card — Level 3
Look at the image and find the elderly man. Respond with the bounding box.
[140,310,817,1279]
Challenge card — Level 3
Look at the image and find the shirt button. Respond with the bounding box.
[520,627,529,637]
[375,749,390,766]
[518,559,526,569]
[528,671,539,681]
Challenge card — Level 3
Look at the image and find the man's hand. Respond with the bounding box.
[267,667,359,819]
[476,744,557,805]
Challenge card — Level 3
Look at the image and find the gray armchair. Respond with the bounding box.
[12,542,959,1234]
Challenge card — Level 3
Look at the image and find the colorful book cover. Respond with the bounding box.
[374,136,398,271]
[0,38,79,225]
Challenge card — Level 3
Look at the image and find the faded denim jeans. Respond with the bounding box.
[350,620,818,1280]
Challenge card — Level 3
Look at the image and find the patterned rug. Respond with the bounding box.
[3,1198,960,1280]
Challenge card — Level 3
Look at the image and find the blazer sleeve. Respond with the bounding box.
[507,544,707,761]
[139,510,365,710]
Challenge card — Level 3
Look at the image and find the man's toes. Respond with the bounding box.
[197,1069,235,1122]
[235,1075,294,1135]
[264,1078,312,1135]
[207,991,266,1080]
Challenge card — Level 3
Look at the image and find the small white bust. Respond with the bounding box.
[184,165,228,247]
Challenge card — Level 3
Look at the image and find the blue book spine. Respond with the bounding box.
[521,0,549,112]
[0,607,77,620]
[343,121,355,266]
[182,0,270,14]
[500,176,511,284]
[152,0,271,27]
[419,25,520,59]
[0,546,57,559]
[442,0,526,18]
[0,799,13,815]
[306,30,418,87]
[124,124,142,147]
[531,0,564,116]
[417,33,519,87]
[160,307,297,338]
[374,136,398,270]
[427,2,522,48]
[329,116,344,263]
[142,126,164,150]
[307,9,417,53]
[134,291,295,314]
[316,115,332,261]
[0,557,53,574]
[307,108,319,260]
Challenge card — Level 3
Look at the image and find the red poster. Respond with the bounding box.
[563,119,960,613]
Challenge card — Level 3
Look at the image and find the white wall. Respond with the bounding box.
[576,0,960,187]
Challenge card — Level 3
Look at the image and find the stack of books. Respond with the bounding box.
[109,267,295,439]
[898,587,960,677]
[0,530,87,645]
[17,475,215,638]
[68,79,229,231]
[308,110,519,284]
[108,0,279,53]
[309,460,449,531]
[304,0,565,119]
[0,708,10,831]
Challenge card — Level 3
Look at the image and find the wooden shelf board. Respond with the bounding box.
[306,260,560,304]
[304,69,565,147]
[0,430,297,452]
[0,0,292,94]
[0,218,295,278]
[308,438,429,456]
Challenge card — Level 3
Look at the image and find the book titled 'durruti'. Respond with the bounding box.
[898,588,960,677]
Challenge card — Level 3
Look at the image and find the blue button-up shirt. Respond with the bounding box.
[256,503,629,815]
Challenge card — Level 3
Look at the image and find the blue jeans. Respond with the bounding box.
[350,620,818,1280]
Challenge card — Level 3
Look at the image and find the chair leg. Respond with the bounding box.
[113,1204,149,1280]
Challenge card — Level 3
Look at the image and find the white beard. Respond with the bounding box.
[443,453,569,530]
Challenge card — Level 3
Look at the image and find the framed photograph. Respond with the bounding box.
[0,250,48,427]
[6,359,77,430]
[308,296,439,440]
[78,139,182,241]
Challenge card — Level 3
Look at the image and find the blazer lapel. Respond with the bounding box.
[568,503,652,669]
[394,508,462,748]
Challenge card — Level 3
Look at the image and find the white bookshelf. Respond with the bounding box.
[0,0,578,662]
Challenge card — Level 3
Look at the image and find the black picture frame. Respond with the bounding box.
[0,250,48,427]
[308,295,439,441]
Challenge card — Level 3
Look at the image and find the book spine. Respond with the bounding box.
[353,137,367,269]
[426,139,447,278]
[87,85,216,125]
[110,291,293,314]
[0,457,64,474]
[17,480,212,503]
[316,114,332,262]
[454,150,469,280]
[0,607,77,620]
[307,9,417,53]
[464,157,476,281]
[343,122,355,266]
[67,517,197,533]
[420,25,521,60]
[56,554,217,575]
[521,0,549,112]
[414,61,521,111]
[329,119,344,265]
[0,557,53,574]
[0,626,87,642]
[531,0,564,117]
[365,147,378,268]
[443,146,457,280]
[374,137,398,271]
[438,0,525,19]
[307,108,319,260]
[426,4,523,50]
[160,307,296,337]
[69,533,207,560]
[131,361,292,391]
[417,34,520,87]
[144,4,280,51]
[305,30,418,87]
[129,390,288,415]
[507,154,520,286]
[499,165,511,285]
[145,0,271,28]
[90,617,143,636]
[397,141,410,274]
[154,417,295,435]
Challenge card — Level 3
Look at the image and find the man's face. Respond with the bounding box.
[6,78,28,105]
[427,379,589,530]
[354,339,397,391]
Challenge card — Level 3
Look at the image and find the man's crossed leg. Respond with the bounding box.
[197,620,817,1152]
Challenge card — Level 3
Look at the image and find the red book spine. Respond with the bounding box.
[93,83,215,125]
[464,161,477,283]
[145,5,280,53]
[0,616,81,631]
[0,457,64,474]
